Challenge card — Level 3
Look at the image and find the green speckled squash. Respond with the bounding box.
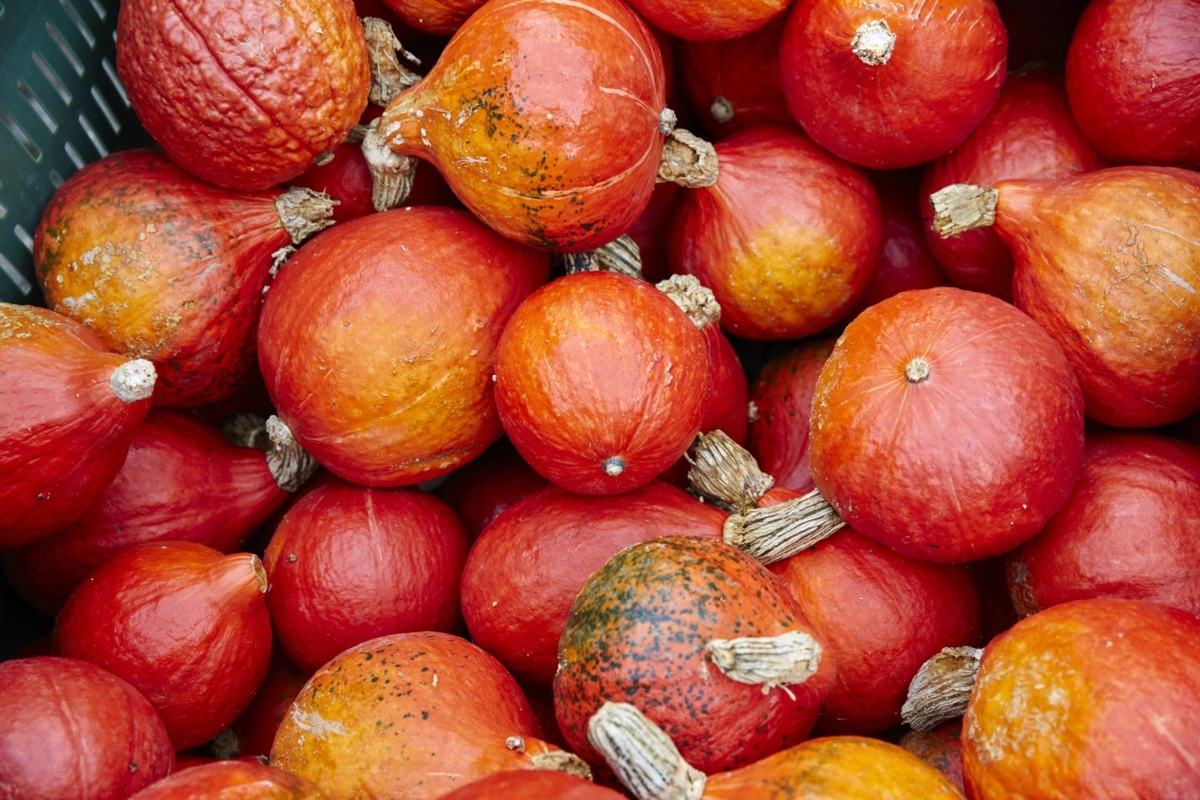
[553,536,836,775]
[271,631,581,800]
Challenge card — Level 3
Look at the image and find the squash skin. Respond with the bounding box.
[809,286,1085,562]
[962,598,1200,799]
[554,536,836,775]
[271,631,565,800]
[378,0,668,252]
[257,206,549,488]
[128,760,328,799]
[0,304,152,549]
[116,0,369,190]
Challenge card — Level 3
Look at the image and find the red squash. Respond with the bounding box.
[779,0,1007,169]
[116,0,369,191]
[493,271,711,495]
[1065,0,1200,168]
[809,287,1085,562]
[257,206,549,488]
[920,67,1105,299]
[930,166,1200,428]
[262,478,470,673]
[1006,431,1200,618]
[770,529,982,735]
[0,304,155,550]
[368,0,674,252]
[2,410,305,615]
[54,542,273,751]
[898,721,966,794]
[460,480,727,688]
[675,18,792,139]
[437,770,624,800]
[34,149,335,408]
[746,338,837,495]
[962,598,1200,798]
[669,125,882,341]
[128,760,327,799]
[214,654,309,760]
[435,438,550,539]
[271,631,588,799]
[554,536,836,775]
[622,182,682,284]
[0,656,175,800]
[625,0,789,42]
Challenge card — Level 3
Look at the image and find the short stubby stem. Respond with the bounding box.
[705,631,823,694]
[901,646,983,732]
[587,702,706,800]
[111,358,157,403]
[852,19,896,65]
[905,357,931,384]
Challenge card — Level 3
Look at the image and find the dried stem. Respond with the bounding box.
[851,19,896,65]
[723,489,845,565]
[929,184,999,237]
[658,129,718,189]
[556,236,644,280]
[363,16,422,106]
[705,631,822,694]
[686,430,774,513]
[110,359,156,403]
[275,187,336,244]
[529,750,594,780]
[361,118,418,211]
[901,646,983,732]
[587,702,706,800]
[656,274,719,330]
[265,415,320,492]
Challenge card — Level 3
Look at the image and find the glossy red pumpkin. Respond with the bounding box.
[272,631,584,799]
[3,410,293,615]
[0,304,154,550]
[770,529,982,735]
[128,760,328,799]
[962,598,1200,798]
[669,125,882,341]
[779,0,1007,169]
[1007,431,1200,618]
[920,67,1105,299]
[117,0,369,190]
[34,149,334,408]
[809,287,1086,562]
[460,481,727,688]
[1065,0,1200,167]
[54,542,273,751]
[0,656,174,800]
[257,206,549,487]
[555,536,836,774]
[494,271,710,494]
[262,477,470,673]
[371,0,670,251]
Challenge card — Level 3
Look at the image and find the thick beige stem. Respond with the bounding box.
[929,184,999,237]
[361,118,418,211]
[111,359,156,403]
[656,274,720,330]
[723,488,845,565]
[557,235,644,280]
[658,129,718,188]
[587,702,706,800]
[706,631,823,694]
[686,430,774,512]
[265,416,320,492]
[901,646,983,732]
[529,750,594,780]
[275,187,336,244]
[363,16,423,106]
[852,19,896,65]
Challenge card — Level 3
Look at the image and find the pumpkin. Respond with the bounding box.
[554,536,835,774]
[0,304,155,550]
[34,149,334,408]
[436,770,624,800]
[460,480,727,688]
[807,286,1085,563]
[271,631,588,800]
[779,0,1007,169]
[930,166,1200,427]
[919,66,1105,299]
[261,477,470,673]
[116,0,369,190]
[54,542,273,751]
[898,721,966,794]
[961,598,1200,798]
[128,760,328,799]
[376,0,485,35]
[1006,431,1200,618]
[0,656,174,800]
[366,0,677,252]
[493,271,710,495]
[1065,0,1200,167]
[257,206,549,487]
[588,702,966,800]
[2,410,309,615]
[668,124,882,341]
[213,654,309,760]
[624,0,789,42]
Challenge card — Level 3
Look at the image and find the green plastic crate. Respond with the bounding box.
[0,0,151,303]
